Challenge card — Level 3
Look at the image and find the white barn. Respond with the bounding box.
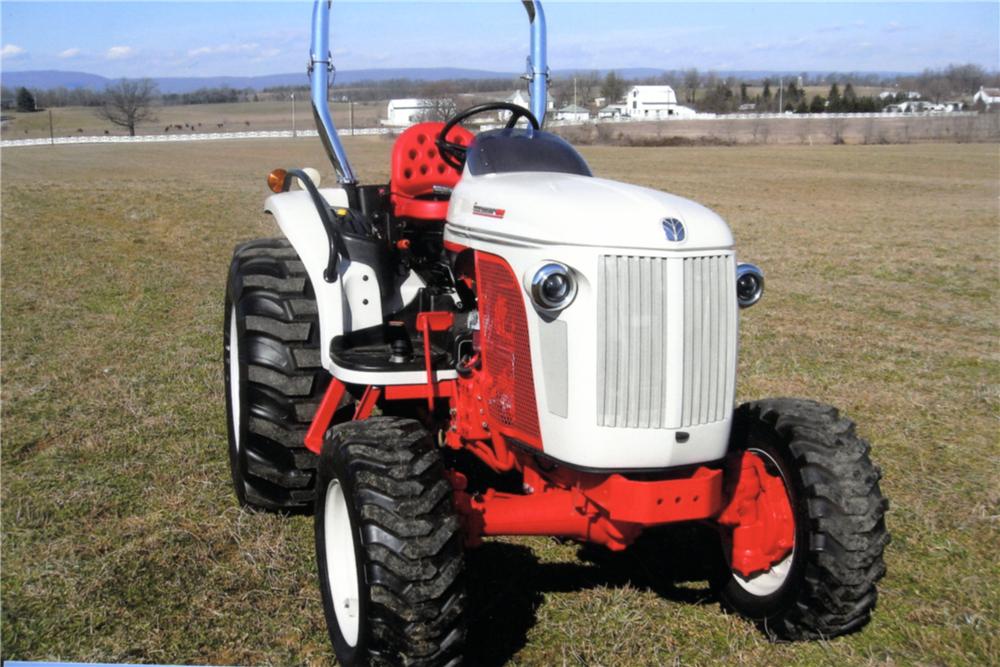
[973,86,1000,108]
[384,99,435,127]
[623,85,690,119]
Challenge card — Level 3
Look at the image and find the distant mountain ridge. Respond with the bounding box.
[2,68,914,94]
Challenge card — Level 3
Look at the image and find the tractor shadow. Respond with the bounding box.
[464,523,723,666]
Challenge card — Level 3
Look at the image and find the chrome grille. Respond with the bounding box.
[596,254,736,429]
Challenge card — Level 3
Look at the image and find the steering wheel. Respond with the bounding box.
[437,102,541,170]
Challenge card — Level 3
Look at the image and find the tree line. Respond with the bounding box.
[3,62,994,134]
[4,63,993,114]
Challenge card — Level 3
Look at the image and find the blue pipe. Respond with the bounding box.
[310,0,549,181]
[524,1,549,126]
[310,0,356,184]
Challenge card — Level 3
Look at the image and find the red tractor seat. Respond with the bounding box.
[390,122,474,221]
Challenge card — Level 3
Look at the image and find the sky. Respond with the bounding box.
[1,1,997,78]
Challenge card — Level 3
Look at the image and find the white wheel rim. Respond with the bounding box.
[732,551,794,596]
[228,305,241,453]
[324,479,361,646]
[732,448,796,597]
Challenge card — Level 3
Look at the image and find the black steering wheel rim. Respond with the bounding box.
[436,102,541,170]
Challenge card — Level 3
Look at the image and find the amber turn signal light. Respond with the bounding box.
[267,168,288,193]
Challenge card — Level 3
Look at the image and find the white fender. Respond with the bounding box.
[264,187,383,373]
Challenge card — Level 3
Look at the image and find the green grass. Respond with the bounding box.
[2,139,998,665]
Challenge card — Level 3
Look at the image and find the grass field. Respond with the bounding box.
[0,100,385,139]
[2,137,998,665]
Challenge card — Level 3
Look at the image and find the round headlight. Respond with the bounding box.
[736,262,764,308]
[530,262,577,311]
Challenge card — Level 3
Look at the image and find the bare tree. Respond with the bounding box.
[97,79,157,136]
[683,68,700,104]
[578,71,602,105]
[796,118,813,145]
[418,97,457,123]
[751,117,771,144]
[826,117,847,145]
[601,71,626,104]
[861,118,877,145]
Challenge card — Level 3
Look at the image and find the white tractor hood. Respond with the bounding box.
[447,171,734,252]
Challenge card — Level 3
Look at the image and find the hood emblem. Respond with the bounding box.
[661,217,686,242]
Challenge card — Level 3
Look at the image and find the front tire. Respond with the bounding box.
[716,399,890,640]
[315,417,466,666]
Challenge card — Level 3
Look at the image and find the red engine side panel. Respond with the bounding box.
[475,251,542,446]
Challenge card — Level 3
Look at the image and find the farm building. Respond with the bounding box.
[882,90,922,102]
[597,104,626,120]
[384,98,435,127]
[555,104,591,122]
[623,85,693,119]
[973,86,1000,108]
[499,89,555,122]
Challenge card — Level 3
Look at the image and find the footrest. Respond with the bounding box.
[330,323,453,374]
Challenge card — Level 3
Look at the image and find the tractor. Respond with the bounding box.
[223,1,889,664]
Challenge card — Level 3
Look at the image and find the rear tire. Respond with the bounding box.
[315,417,466,666]
[715,399,890,640]
[224,238,349,512]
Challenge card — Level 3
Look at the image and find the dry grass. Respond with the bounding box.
[2,138,998,665]
[563,113,1000,146]
[0,100,384,139]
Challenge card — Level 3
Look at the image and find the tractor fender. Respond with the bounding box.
[264,188,383,372]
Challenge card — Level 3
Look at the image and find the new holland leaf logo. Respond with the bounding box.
[661,217,686,242]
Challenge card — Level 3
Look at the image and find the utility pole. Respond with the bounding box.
[573,77,578,107]
[291,92,296,137]
[48,108,54,145]
[349,97,354,136]
[779,77,783,113]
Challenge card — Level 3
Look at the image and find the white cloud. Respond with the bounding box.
[106,46,135,60]
[1,44,26,59]
[58,47,82,59]
[187,42,259,58]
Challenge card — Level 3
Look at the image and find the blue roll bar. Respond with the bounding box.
[310,0,357,184]
[522,1,550,126]
[309,0,549,183]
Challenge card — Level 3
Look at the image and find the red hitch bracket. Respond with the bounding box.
[415,311,454,410]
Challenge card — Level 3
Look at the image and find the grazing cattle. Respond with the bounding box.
[165,126,171,132]
[245,121,251,126]
[77,128,83,133]
[217,123,224,128]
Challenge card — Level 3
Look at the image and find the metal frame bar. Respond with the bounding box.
[310,0,357,184]
[522,1,550,126]
[309,0,550,181]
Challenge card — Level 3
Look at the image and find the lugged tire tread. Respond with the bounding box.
[729,398,890,640]
[320,417,467,665]
[227,237,331,511]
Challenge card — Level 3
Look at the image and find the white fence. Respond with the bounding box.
[0,127,396,149]
[576,110,979,124]
[1,111,980,148]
